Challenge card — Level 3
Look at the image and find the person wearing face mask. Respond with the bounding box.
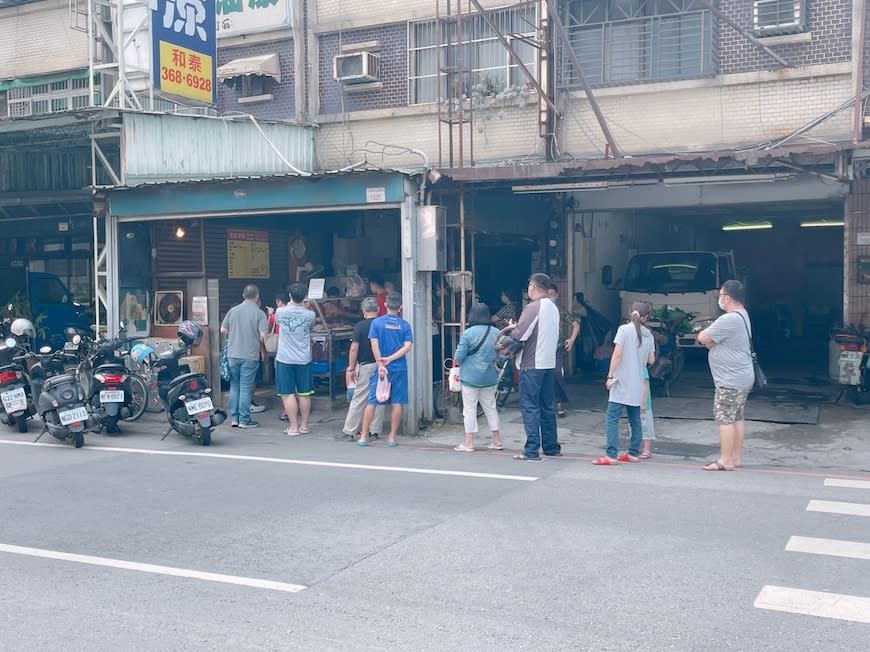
[491,288,519,329]
[697,280,754,471]
[547,283,580,417]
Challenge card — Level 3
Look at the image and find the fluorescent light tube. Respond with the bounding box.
[800,220,844,228]
[721,221,773,232]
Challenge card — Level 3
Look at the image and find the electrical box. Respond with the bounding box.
[857,256,870,284]
[417,206,446,271]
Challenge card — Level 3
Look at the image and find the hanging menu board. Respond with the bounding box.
[227,229,270,279]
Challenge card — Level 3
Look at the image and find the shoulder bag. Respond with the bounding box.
[264,318,279,354]
[736,311,767,391]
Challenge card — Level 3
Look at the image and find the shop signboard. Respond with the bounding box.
[227,229,270,279]
[152,0,217,104]
[216,0,293,39]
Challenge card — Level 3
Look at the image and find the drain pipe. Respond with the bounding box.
[854,0,867,144]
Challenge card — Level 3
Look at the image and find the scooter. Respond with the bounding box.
[78,335,137,434]
[0,336,36,432]
[130,320,226,446]
[30,344,99,448]
[647,306,692,396]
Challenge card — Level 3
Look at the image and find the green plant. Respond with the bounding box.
[3,292,47,339]
[444,75,534,141]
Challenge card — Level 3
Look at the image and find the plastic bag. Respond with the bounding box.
[448,365,461,392]
[376,373,391,403]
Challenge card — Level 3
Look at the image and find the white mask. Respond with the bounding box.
[718,297,726,310]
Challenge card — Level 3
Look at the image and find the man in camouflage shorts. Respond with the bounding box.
[697,280,755,471]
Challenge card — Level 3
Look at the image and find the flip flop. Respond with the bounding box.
[593,456,618,465]
[388,441,398,447]
[299,427,310,434]
[282,428,300,437]
[703,461,733,471]
[487,443,504,450]
[454,444,475,452]
[356,440,369,447]
[638,451,652,459]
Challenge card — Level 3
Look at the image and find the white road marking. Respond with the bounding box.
[754,585,870,624]
[0,439,538,482]
[786,536,870,561]
[807,500,870,517]
[825,478,870,490]
[0,543,306,593]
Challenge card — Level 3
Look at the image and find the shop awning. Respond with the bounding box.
[217,54,281,83]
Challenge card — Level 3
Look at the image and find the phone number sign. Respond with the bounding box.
[152,0,216,104]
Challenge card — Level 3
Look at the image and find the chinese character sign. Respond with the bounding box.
[152,0,216,103]
[216,0,292,39]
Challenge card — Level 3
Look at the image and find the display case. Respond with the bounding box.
[308,297,361,402]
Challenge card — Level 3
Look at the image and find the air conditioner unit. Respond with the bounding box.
[333,52,380,84]
[153,290,184,326]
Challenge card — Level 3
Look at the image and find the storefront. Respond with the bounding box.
[104,170,434,433]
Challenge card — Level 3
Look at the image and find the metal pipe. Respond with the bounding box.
[854,0,867,144]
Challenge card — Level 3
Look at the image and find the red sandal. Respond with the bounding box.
[593,456,618,465]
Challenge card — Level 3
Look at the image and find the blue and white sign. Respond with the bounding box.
[216,0,293,39]
[152,0,217,103]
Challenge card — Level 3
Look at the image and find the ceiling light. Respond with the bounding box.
[800,219,844,228]
[721,220,773,232]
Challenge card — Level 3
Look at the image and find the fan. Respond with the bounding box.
[153,291,184,325]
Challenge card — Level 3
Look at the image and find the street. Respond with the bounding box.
[0,419,868,651]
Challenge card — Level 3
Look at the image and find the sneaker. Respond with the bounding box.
[238,421,260,429]
[556,403,567,417]
[617,452,639,463]
[279,411,289,421]
[249,404,266,413]
[231,419,239,428]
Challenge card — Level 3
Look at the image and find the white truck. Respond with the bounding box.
[618,250,737,349]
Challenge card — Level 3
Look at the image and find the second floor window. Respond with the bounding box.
[408,4,538,105]
[753,0,807,36]
[558,0,717,87]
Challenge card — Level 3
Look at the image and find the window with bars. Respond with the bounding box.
[753,0,807,36]
[558,0,716,88]
[6,76,95,117]
[408,4,538,105]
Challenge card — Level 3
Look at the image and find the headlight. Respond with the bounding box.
[692,319,715,333]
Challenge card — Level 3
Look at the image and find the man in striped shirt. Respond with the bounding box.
[509,272,561,461]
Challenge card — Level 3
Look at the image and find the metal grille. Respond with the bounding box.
[558,0,716,87]
[408,4,538,105]
[753,0,807,36]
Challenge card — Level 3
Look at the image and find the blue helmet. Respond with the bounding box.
[130,342,153,365]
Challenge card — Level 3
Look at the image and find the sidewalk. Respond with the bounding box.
[246,373,870,474]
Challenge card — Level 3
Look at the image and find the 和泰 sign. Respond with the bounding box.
[152,0,216,104]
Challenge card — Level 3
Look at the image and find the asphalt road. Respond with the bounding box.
[0,425,868,651]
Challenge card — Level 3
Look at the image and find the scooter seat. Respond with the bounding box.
[169,372,207,388]
[43,374,78,391]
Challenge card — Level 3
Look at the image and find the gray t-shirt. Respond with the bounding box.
[703,308,754,390]
[275,304,316,365]
[609,322,655,407]
[221,300,267,360]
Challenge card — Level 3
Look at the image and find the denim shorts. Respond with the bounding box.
[714,387,750,425]
[276,362,314,396]
[367,368,408,405]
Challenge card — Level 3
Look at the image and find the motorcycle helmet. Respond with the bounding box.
[130,342,154,365]
[177,320,203,347]
[10,318,36,340]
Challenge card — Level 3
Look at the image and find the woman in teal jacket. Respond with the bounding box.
[452,303,503,452]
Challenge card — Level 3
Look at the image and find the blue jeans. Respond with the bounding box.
[228,357,260,424]
[518,369,560,458]
[605,402,643,458]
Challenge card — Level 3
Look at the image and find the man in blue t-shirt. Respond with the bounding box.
[358,291,413,448]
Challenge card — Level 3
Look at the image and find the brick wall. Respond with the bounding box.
[0,1,89,78]
[217,40,295,120]
[719,0,852,74]
[318,25,408,115]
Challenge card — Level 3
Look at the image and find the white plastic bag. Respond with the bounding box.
[448,365,461,392]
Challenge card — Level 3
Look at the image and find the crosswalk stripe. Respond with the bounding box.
[824,478,870,490]
[806,500,870,517]
[755,585,870,624]
[786,536,870,561]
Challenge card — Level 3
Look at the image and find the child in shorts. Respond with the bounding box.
[640,366,655,458]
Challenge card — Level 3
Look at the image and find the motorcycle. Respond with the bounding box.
[29,342,98,448]
[77,335,140,434]
[647,306,693,396]
[0,319,38,432]
[130,320,226,446]
[830,325,870,405]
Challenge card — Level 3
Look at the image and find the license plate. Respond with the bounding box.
[99,390,124,403]
[185,397,213,415]
[63,342,79,352]
[1,387,27,413]
[58,406,88,425]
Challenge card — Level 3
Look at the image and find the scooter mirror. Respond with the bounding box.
[39,346,51,354]
[72,335,82,345]
[4,337,15,348]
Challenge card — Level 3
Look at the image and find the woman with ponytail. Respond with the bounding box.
[594,301,656,465]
